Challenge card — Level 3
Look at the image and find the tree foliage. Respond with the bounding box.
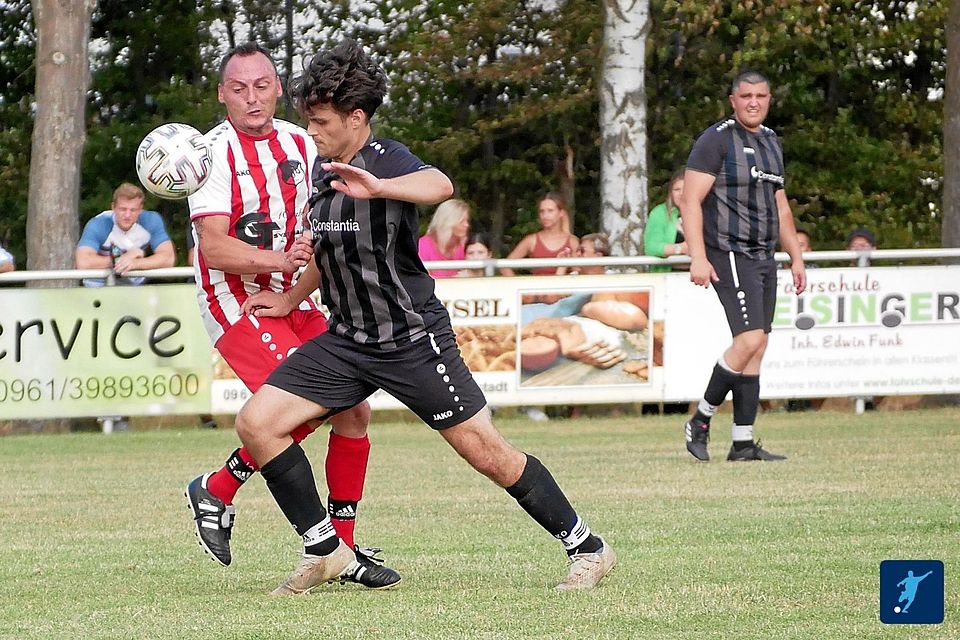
[0,0,950,270]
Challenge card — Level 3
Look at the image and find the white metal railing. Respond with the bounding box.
[1,248,958,283]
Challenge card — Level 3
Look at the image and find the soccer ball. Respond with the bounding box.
[135,123,213,199]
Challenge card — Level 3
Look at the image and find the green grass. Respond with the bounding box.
[0,408,958,639]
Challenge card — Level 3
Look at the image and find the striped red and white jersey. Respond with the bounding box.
[187,118,319,344]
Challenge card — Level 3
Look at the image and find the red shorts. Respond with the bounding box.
[214,309,329,392]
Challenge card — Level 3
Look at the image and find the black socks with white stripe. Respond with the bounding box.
[505,454,602,556]
[261,442,340,557]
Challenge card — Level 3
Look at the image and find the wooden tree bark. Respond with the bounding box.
[599,0,649,257]
[27,0,97,280]
[944,0,960,252]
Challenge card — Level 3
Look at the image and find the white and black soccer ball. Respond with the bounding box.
[135,123,213,200]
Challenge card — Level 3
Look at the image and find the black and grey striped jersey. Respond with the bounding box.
[686,117,785,260]
[307,137,443,349]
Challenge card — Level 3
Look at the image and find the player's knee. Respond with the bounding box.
[735,330,767,356]
[329,401,370,437]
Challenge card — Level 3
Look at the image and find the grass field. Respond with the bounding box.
[0,407,957,639]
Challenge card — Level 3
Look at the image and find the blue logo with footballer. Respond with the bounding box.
[879,560,944,624]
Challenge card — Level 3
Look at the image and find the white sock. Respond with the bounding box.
[302,516,337,551]
[732,423,754,443]
[697,398,719,417]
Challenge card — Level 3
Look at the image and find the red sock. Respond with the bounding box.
[325,431,370,548]
[206,447,258,505]
[205,424,316,505]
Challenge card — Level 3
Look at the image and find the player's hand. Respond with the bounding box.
[242,290,295,318]
[792,261,807,295]
[281,233,314,273]
[113,247,144,275]
[322,162,382,200]
[689,256,719,289]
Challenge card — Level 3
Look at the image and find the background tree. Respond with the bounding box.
[945,0,960,250]
[27,0,97,276]
[600,0,649,256]
[0,0,951,275]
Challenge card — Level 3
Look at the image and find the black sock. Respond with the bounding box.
[692,361,741,425]
[260,443,339,556]
[505,454,602,556]
[733,374,761,429]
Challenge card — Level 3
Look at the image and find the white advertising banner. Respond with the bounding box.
[664,265,960,400]
[211,273,666,412]
[0,285,212,419]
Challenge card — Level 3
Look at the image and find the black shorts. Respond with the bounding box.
[265,312,487,430]
[707,246,777,336]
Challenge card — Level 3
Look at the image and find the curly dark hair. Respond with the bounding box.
[288,39,387,120]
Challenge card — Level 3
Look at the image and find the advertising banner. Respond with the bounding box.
[211,273,667,412]
[664,266,960,400]
[0,285,211,419]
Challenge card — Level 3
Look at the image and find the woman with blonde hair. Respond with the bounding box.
[418,198,471,278]
[502,192,579,276]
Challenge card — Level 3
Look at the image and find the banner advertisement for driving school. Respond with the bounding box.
[0,285,212,419]
[211,273,667,412]
[663,265,960,400]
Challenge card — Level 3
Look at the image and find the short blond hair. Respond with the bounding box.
[112,182,145,205]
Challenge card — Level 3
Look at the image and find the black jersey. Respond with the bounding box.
[307,137,443,349]
[686,117,785,260]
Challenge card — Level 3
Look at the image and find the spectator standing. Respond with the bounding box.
[418,198,471,278]
[75,182,175,287]
[501,193,579,276]
[644,170,688,272]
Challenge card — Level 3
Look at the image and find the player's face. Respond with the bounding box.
[453,214,470,240]
[670,179,685,204]
[729,81,771,132]
[304,103,365,162]
[112,196,143,232]
[538,198,564,229]
[465,241,491,260]
[218,53,281,137]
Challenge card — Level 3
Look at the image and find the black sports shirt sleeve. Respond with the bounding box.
[686,126,727,177]
[372,140,434,179]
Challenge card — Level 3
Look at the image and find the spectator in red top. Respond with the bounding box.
[501,192,580,276]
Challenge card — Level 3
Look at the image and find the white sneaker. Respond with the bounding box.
[271,540,354,596]
[555,539,617,591]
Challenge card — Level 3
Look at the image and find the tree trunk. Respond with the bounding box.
[21,0,96,433]
[599,0,649,257]
[27,0,96,281]
[944,0,960,253]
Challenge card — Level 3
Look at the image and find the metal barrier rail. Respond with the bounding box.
[2,248,958,283]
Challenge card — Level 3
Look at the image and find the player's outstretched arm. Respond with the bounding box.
[322,162,454,204]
